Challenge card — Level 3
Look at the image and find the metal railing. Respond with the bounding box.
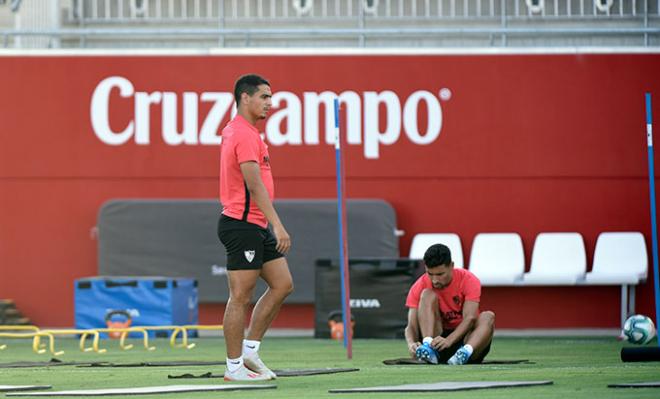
[1,0,659,47]
[62,0,658,22]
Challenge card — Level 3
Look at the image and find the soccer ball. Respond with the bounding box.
[621,314,656,345]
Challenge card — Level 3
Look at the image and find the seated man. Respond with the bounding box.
[405,243,495,365]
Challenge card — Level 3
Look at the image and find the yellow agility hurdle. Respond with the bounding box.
[0,332,63,356]
[125,326,190,349]
[0,325,40,350]
[170,325,224,349]
[82,327,155,351]
[0,325,39,332]
[39,329,105,354]
[1,325,220,354]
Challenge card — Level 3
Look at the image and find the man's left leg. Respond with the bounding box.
[448,311,495,365]
[243,257,294,378]
[465,311,495,363]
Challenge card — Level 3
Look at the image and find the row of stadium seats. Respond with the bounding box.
[409,231,647,286]
[409,231,648,325]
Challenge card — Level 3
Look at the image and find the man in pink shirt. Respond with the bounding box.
[218,74,293,381]
[405,243,495,365]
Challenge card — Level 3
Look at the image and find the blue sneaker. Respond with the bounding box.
[415,342,439,364]
[447,345,472,365]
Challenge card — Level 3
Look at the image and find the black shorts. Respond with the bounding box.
[435,329,492,364]
[217,214,284,270]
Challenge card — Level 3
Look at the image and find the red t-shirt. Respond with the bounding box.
[405,268,481,330]
[219,115,274,228]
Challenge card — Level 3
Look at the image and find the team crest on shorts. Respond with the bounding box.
[244,250,256,263]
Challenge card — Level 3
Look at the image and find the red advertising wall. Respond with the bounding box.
[1,52,659,329]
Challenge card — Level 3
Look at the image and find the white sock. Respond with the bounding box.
[243,339,261,356]
[462,344,474,357]
[422,337,433,345]
[226,356,243,372]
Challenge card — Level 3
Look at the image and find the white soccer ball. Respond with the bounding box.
[622,314,656,345]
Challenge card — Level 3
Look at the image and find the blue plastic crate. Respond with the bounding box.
[74,276,198,338]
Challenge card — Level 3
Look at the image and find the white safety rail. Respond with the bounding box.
[1,0,659,47]
[61,0,659,23]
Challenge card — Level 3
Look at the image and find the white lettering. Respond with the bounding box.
[162,92,199,145]
[349,298,382,308]
[364,91,401,159]
[90,76,135,145]
[199,92,233,145]
[90,77,449,159]
[134,91,162,145]
[403,90,442,145]
[303,91,362,145]
[266,91,302,145]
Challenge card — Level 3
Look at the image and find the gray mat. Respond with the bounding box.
[6,384,276,397]
[0,386,52,393]
[274,368,360,377]
[383,358,533,365]
[329,380,553,393]
[168,368,360,379]
[609,382,660,388]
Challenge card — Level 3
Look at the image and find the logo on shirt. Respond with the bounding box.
[452,295,461,305]
[244,250,255,263]
[263,155,270,165]
[443,310,462,322]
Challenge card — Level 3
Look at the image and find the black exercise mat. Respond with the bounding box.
[0,359,81,369]
[383,358,533,365]
[168,368,360,379]
[609,382,660,388]
[329,380,553,393]
[0,386,52,393]
[168,372,217,379]
[80,360,226,368]
[0,360,228,369]
[5,384,276,397]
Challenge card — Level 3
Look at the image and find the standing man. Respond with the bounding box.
[218,74,293,381]
[404,243,495,365]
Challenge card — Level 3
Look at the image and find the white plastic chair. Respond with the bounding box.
[584,232,648,327]
[585,232,648,285]
[468,233,525,286]
[409,233,464,268]
[523,232,586,285]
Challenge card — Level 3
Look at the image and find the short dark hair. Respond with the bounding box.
[423,243,452,267]
[234,74,270,105]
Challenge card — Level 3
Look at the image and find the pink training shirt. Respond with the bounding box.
[219,115,274,229]
[405,268,481,330]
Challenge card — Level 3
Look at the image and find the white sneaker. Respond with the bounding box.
[223,365,271,381]
[244,353,277,380]
[447,345,472,365]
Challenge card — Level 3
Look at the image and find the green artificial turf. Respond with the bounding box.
[0,336,659,398]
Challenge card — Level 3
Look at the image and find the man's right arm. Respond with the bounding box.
[404,308,421,358]
[240,161,291,254]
